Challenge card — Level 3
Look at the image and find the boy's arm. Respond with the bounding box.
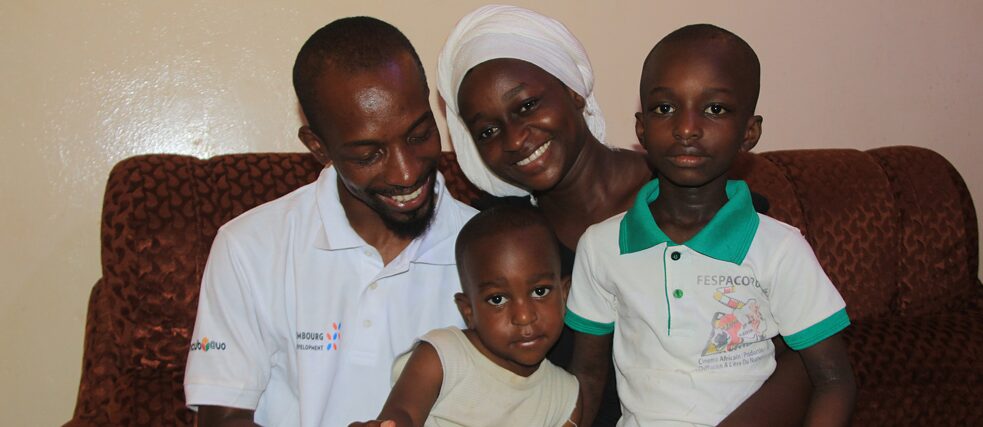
[568,331,613,427]
[349,342,443,427]
[798,332,856,427]
[718,338,811,426]
[198,406,259,427]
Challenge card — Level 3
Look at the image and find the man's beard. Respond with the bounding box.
[378,188,437,239]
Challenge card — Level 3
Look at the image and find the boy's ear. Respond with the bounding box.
[298,126,332,165]
[454,292,475,329]
[567,87,586,111]
[741,115,763,152]
[634,112,646,145]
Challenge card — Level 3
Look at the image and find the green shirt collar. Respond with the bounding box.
[619,179,759,264]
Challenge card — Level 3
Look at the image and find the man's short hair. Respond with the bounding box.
[292,16,427,134]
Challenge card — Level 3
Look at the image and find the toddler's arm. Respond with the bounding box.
[799,332,856,427]
[348,342,443,427]
[568,331,613,427]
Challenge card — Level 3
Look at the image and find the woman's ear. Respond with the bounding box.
[568,87,586,111]
[298,126,332,165]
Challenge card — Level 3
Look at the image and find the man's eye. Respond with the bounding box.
[408,127,434,144]
[654,104,675,115]
[531,287,551,298]
[519,98,538,113]
[486,295,508,306]
[355,152,381,165]
[705,104,727,115]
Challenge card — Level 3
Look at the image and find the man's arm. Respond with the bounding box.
[349,342,443,427]
[568,331,613,427]
[198,406,258,427]
[718,337,811,426]
[799,333,856,426]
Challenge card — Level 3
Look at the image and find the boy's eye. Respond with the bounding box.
[486,295,509,306]
[518,98,539,113]
[653,104,675,115]
[704,104,728,115]
[531,287,551,298]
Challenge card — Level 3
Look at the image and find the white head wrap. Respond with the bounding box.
[436,4,606,197]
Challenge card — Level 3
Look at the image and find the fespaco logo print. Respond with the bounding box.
[190,337,227,352]
[296,322,342,351]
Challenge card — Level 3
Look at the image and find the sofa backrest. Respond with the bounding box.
[73,146,979,425]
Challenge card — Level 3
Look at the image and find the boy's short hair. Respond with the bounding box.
[292,17,428,133]
[642,24,761,111]
[454,204,561,283]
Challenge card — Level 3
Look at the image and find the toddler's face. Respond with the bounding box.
[455,225,568,377]
[634,40,761,189]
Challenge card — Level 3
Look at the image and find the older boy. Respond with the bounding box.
[566,24,855,426]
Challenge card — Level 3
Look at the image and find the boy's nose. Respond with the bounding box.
[673,111,703,143]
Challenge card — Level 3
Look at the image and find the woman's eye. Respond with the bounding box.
[532,287,551,298]
[519,98,538,113]
[705,104,727,115]
[487,295,508,306]
[476,127,498,142]
[654,104,675,115]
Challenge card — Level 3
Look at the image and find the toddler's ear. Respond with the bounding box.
[560,275,572,301]
[454,292,475,329]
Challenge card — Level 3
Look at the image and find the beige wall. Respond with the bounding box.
[3,1,982,425]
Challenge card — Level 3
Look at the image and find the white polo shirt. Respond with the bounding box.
[184,166,475,427]
[566,180,849,427]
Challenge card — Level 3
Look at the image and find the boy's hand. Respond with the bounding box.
[348,421,396,427]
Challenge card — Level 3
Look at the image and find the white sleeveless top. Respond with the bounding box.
[393,327,578,427]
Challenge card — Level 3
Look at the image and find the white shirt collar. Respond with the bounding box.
[313,166,459,266]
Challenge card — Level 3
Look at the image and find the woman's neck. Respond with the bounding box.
[534,138,650,248]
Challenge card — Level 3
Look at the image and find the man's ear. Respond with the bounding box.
[454,292,475,329]
[298,126,331,165]
[741,115,762,152]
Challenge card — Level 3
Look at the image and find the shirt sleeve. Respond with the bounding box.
[565,226,616,335]
[767,230,850,351]
[184,229,275,410]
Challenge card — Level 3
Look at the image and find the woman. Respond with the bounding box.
[437,5,811,427]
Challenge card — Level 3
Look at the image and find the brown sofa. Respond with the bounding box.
[67,146,983,426]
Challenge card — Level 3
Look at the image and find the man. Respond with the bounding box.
[184,17,476,426]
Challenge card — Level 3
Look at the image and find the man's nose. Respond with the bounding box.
[385,145,425,187]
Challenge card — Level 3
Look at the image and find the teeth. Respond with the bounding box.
[390,185,423,204]
[516,141,551,166]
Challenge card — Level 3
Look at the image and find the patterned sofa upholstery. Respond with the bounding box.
[67,147,983,426]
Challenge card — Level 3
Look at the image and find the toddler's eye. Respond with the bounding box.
[486,295,509,306]
[531,287,551,298]
[704,104,727,115]
[653,104,675,115]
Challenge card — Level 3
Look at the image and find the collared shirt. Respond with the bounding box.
[566,179,849,426]
[184,166,476,427]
